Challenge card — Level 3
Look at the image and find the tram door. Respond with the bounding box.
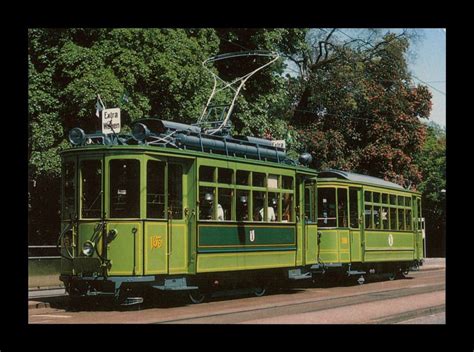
[144,157,195,275]
[349,187,363,262]
[303,180,318,264]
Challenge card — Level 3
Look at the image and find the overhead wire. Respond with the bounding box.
[334,29,446,96]
[214,34,429,130]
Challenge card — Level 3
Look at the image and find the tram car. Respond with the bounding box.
[58,118,320,305]
[310,170,424,284]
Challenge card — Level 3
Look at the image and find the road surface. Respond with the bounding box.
[28,268,445,324]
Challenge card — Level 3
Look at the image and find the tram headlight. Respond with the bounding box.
[132,123,150,142]
[82,241,95,257]
[69,128,86,146]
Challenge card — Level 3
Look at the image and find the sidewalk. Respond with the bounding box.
[421,258,445,271]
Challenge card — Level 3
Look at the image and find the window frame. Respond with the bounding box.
[363,187,416,232]
[197,160,295,223]
[79,156,104,220]
[109,158,141,219]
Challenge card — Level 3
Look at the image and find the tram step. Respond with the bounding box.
[152,277,199,291]
[347,270,367,276]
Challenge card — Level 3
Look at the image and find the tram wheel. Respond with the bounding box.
[388,272,396,281]
[188,290,207,304]
[253,287,267,297]
[357,275,365,285]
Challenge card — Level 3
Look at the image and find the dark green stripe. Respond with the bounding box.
[198,224,296,249]
[198,247,296,253]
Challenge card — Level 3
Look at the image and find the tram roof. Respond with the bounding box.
[60,144,317,174]
[317,169,409,191]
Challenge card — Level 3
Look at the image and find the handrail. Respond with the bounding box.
[29,245,59,249]
[56,222,74,261]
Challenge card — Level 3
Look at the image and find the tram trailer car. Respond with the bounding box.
[58,119,319,305]
[311,170,424,284]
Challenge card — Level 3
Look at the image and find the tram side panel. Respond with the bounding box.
[196,223,297,273]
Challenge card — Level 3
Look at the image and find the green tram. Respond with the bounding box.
[58,119,423,305]
[58,119,320,304]
[311,170,424,283]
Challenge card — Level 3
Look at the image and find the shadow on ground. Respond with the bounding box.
[30,274,413,312]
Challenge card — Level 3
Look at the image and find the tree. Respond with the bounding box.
[414,121,446,256]
[287,29,431,188]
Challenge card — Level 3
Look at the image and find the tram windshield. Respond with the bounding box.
[110,159,140,218]
[81,160,102,218]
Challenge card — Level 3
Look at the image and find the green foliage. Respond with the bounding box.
[415,122,446,212]
[413,121,446,256]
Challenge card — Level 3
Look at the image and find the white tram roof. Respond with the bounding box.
[317,169,406,190]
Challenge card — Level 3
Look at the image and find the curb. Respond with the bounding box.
[420,266,445,271]
[28,301,51,310]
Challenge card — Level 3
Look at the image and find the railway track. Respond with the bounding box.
[153,282,445,324]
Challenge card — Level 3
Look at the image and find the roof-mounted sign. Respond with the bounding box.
[271,140,286,149]
[102,108,121,134]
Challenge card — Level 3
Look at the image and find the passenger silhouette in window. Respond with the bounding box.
[338,200,347,227]
[237,195,249,221]
[202,192,224,221]
[259,198,277,222]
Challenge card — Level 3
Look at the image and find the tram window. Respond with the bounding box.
[373,192,380,204]
[253,191,265,221]
[349,188,359,228]
[382,193,388,204]
[253,172,265,187]
[365,191,372,203]
[81,160,102,218]
[388,208,397,230]
[337,188,348,227]
[268,192,279,222]
[110,160,140,218]
[199,166,215,183]
[236,170,250,185]
[282,193,293,222]
[267,174,278,189]
[63,161,76,219]
[390,194,396,205]
[405,209,412,230]
[318,188,336,227]
[217,188,232,221]
[236,190,250,221]
[168,164,183,219]
[364,205,373,229]
[218,168,233,184]
[374,206,381,229]
[282,176,293,190]
[405,197,411,207]
[398,209,405,230]
[199,187,215,220]
[304,188,313,222]
[398,196,404,206]
[417,198,422,218]
[382,207,389,229]
[390,208,397,230]
[147,161,165,218]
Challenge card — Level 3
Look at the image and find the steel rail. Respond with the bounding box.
[153,282,445,324]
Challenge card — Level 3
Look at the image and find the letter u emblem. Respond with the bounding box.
[249,230,255,242]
